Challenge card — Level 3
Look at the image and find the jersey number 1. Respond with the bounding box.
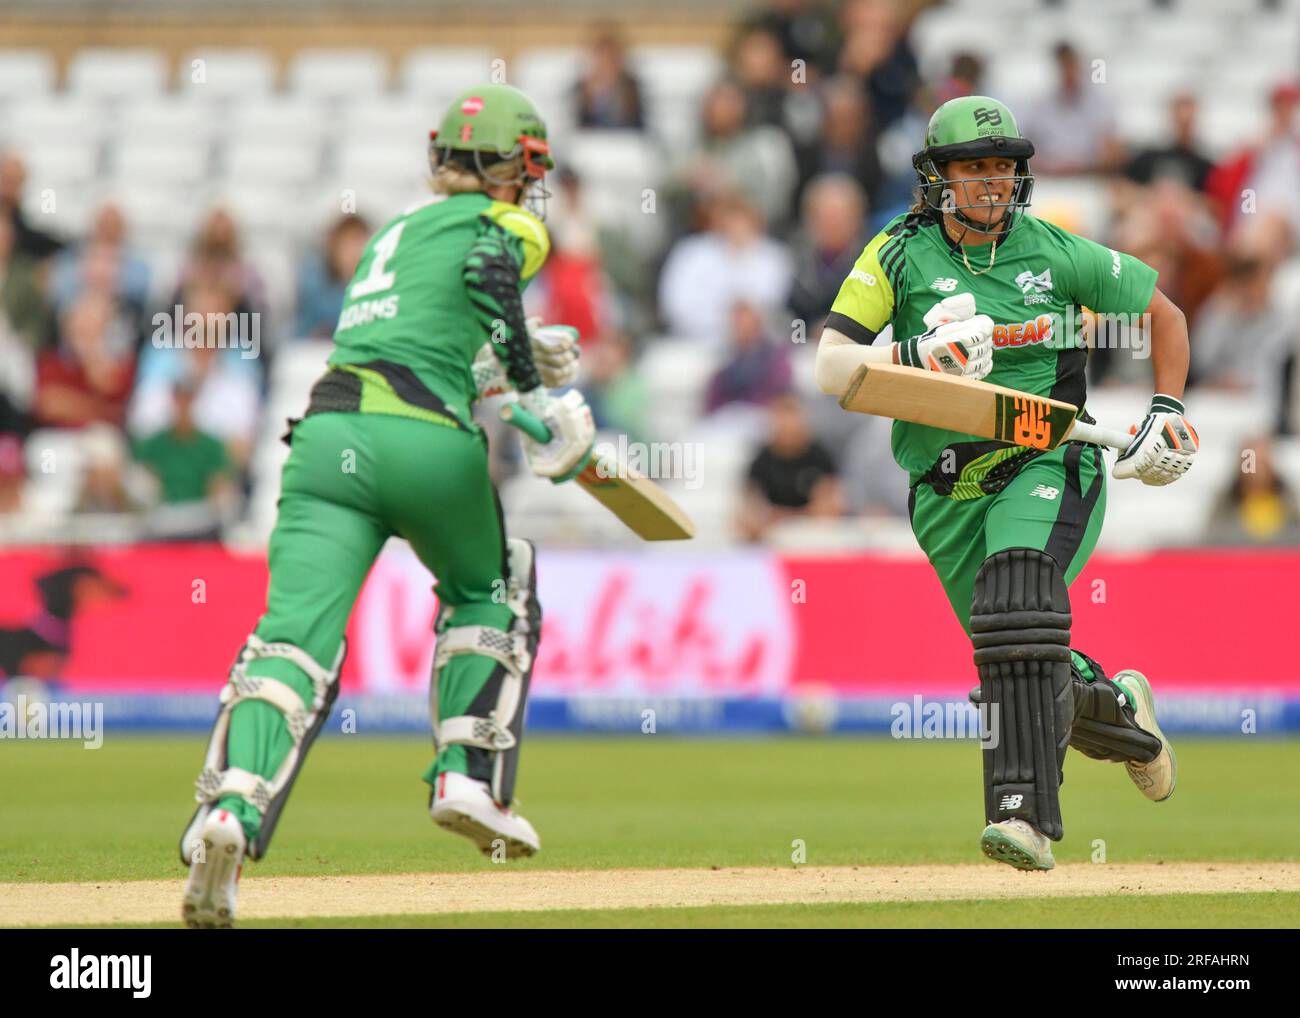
[349,222,406,299]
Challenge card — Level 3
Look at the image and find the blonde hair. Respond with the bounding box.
[430,153,528,196]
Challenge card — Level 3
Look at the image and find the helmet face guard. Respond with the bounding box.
[428,130,554,215]
[913,135,1035,235]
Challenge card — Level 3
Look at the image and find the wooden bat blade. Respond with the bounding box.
[577,452,696,541]
[838,362,1083,452]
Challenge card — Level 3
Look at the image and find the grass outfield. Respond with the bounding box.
[3,736,1298,884]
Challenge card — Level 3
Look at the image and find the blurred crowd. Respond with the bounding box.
[2,0,1299,546]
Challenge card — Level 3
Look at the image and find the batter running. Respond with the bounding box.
[816,96,1199,871]
[180,84,594,926]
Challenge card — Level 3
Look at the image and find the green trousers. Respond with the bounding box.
[216,411,513,844]
[909,441,1107,676]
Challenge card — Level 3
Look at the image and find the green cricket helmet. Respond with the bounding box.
[912,96,1035,235]
[429,83,555,185]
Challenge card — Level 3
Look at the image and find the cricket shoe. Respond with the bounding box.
[181,809,245,928]
[980,818,1055,872]
[430,771,540,859]
[1112,669,1177,802]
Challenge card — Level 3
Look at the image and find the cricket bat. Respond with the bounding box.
[500,402,696,541]
[838,362,1134,452]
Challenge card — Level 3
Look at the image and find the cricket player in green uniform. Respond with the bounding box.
[816,96,1200,872]
[180,84,594,927]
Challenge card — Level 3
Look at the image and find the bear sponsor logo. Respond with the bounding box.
[992,314,1055,348]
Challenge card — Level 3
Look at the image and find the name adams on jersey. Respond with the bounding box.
[827,211,1157,498]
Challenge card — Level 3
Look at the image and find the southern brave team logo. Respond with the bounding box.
[973,107,1003,127]
[1016,268,1053,294]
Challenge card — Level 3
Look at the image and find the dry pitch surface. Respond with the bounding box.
[4,862,1298,927]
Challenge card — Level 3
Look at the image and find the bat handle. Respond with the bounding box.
[1069,419,1134,452]
[500,402,553,443]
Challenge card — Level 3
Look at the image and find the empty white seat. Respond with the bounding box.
[67,48,167,100]
[117,98,218,146]
[337,97,432,148]
[335,141,431,191]
[401,48,497,100]
[512,47,586,98]
[178,48,276,98]
[7,97,103,147]
[0,50,55,101]
[113,140,209,188]
[629,45,723,103]
[228,99,330,145]
[222,139,323,188]
[20,139,99,189]
[288,49,389,100]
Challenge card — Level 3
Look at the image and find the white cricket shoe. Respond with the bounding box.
[430,771,540,859]
[1112,669,1177,802]
[980,818,1055,871]
[181,809,246,928]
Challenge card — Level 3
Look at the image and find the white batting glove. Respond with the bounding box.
[527,319,581,388]
[898,303,994,380]
[1112,394,1199,485]
[923,292,978,330]
[517,387,595,480]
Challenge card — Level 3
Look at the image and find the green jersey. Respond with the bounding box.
[307,191,550,433]
[827,212,1158,497]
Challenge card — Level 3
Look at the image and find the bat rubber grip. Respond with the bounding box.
[500,402,553,443]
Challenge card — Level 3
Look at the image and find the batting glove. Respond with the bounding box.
[517,387,595,481]
[897,309,994,380]
[527,318,581,388]
[1112,394,1199,485]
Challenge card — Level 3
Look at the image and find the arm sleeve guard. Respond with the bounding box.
[462,218,542,393]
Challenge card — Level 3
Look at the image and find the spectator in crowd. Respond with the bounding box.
[51,203,150,328]
[1189,232,1294,431]
[1097,181,1224,385]
[1019,42,1124,176]
[732,25,793,130]
[738,392,843,541]
[704,302,793,414]
[838,413,910,518]
[744,0,839,79]
[35,292,135,429]
[584,330,648,441]
[1124,92,1215,193]
[657,191,793,349]
[73,423,138,514]
[793,77,881,210]
[132,378,236,509]
[174,208,266,348]
[1205,436,1300,544]
[573,23,645,130]
[531,168,613,346]
[128,282,262,469]
[788,173,869,328]
[0,431,22,512]
[836,0,919,134]
[667,79,797,235]
[932,51,985,106]
[293,213,370,339]
[0,150,64,262]
[1206,81,1300,245]
[0,214,54,434]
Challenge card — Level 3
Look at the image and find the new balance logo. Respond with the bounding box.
[931,277,959,292]
[999,794,1024,810]
[1030,484,1060,500]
